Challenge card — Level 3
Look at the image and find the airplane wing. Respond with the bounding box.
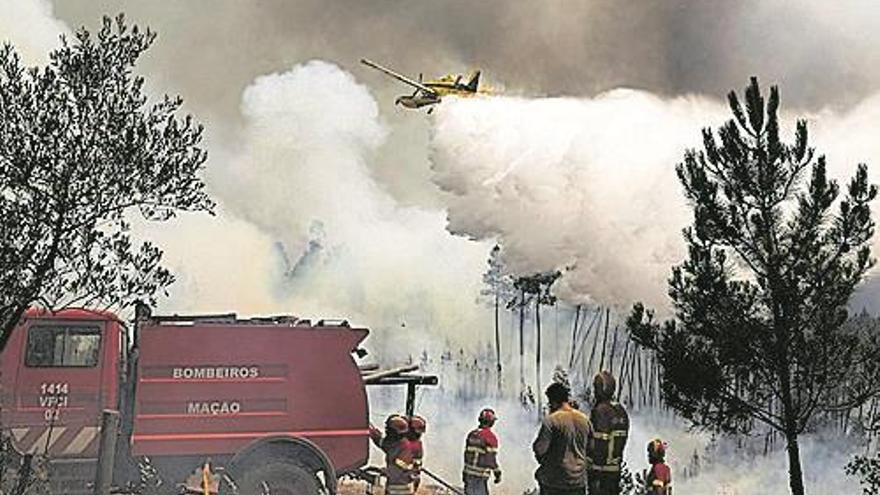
[360,59,437,96]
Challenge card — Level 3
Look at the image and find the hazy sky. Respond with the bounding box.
[9,1,880,322]
[52,0,880,123]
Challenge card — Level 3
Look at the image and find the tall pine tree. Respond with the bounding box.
[627,77,880,495]
[480,244,514,389]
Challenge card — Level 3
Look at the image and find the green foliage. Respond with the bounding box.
[627,77,880,494]
[0,15,213,350]
[847,452,880,494]
[511,270,561,308]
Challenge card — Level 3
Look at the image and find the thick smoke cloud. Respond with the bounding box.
[202,61,491,355]
[51,0,880,121]
[1,0,69,65]
[429,92,727,309]
[428,87,880,310]
[48,0,880,246]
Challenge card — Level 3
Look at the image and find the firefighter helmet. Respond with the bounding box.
[478,408,497,426]
[647,438,667,462]
[409,415,427,434]
[593,370,616,402]
[385,414,409,435]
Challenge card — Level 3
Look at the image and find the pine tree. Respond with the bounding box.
[627,77,880,495]
[480,244,515,389]
[0,15,213,350]
[513,271,560,414]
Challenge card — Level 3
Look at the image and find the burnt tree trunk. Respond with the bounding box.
[535,299,542,415]
[494,292,501,391]
[519,288,525,390]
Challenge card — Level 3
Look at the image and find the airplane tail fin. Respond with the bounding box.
[466,71,481,92]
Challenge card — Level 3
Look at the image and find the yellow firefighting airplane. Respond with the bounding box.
[360,58,482,113]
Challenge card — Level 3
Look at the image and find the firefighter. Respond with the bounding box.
[407,415,427,492]
[645,439,672,495]
[532,383,592,495]
[462,408,502,495]
[587,371,630,495]
[370,414,417,495]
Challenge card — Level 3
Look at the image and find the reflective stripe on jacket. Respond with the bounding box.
[371,431,417,494]
[463,427,500,479]
[587,401,629,473]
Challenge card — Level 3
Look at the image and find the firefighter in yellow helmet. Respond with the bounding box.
[587,371,629,495]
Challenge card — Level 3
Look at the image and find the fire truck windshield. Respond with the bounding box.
[25,325,102,367]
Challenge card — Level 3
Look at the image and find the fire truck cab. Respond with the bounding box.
[0,306,435,495]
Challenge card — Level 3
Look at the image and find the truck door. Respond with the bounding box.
[9,321,105,458]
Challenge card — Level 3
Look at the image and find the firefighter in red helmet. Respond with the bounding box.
[370,414,417,495]
[587,371,630,495]
[463,408,502,495]
[407,416,427,492]
[645,439,672,495]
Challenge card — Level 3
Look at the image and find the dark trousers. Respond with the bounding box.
[538,484,586,495]
[587,472,620,495]
[464,476,489,495]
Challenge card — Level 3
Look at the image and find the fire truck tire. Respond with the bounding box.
[237,462,320,495]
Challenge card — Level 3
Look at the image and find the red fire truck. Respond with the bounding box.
[0,305,436,494]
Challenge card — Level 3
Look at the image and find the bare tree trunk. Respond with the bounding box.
[780,369,805,495]
[519,288,525,390]
[494,292,501,392]
[784,431,805,495]
[627,348,636,406]
[616,336,631,400]
[636,351,645,408]
[598,308,610,372]
[586,307,602,378]
[608,325,620,372]
[569,305,581,368]
[536,299,542,415]
[656,359,664,408]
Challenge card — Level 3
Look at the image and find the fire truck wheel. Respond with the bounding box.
[237,462,320,495]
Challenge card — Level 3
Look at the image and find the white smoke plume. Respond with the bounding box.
[0,0,69,65]
[183,60,493,356]
[429,89,880,310]
[429,92,727,310]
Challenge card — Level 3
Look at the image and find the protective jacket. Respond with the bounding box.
[587,401,629,474]
[463,427,500,480]
[408,437,424,489]
[371,431,416,495]
[646,462,672,495]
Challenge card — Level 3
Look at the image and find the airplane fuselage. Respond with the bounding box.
[396,92,441,109]
[360,59,481,112]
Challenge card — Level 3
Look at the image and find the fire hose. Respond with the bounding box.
[420,467,465,495]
